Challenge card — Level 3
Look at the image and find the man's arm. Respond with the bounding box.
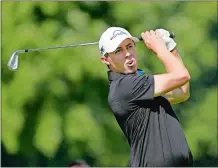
[141,30,191,98]
[163,49,190,104]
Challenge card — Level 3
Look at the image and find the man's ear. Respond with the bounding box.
[101,56,110,65]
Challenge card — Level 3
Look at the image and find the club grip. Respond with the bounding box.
[137,32,175,41]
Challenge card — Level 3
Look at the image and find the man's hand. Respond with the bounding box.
[141,30,169,55]
[157,29,177,51]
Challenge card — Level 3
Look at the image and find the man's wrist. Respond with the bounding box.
[156,49,171,58]
[171,49,180,57]
[171,48,177,53]
[171,49,184,62]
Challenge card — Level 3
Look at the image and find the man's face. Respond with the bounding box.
[101,38,138,74]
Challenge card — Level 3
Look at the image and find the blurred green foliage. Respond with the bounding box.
[1,1,217,167]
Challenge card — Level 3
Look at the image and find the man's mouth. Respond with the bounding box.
[126,60,134,67]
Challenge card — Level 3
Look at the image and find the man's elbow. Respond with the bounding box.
[182,70,191,82]
[178,70,191,86]
[185,71,191,82]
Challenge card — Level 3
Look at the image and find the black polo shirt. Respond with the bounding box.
[107,70,193,167]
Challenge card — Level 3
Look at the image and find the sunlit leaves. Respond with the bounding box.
[34,106,62,158]
[64,104,106,157]
[185,89,217,158]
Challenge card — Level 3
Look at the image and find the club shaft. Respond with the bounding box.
[16,31,175,54]
[19,42,99,53]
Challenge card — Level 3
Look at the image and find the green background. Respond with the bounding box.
[1,1,217,167]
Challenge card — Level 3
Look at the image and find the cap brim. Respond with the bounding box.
[131,36,140,42]
[106,36,140,53]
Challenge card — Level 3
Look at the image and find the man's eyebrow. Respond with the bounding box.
[115,46,122,51]
[115,43,133,51]
[126,43,133,47]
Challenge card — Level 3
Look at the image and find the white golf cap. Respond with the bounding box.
[98,27,139,56]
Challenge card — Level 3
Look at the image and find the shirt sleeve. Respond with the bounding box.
[128,74,155,102]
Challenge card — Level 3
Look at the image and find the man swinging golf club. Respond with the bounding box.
[98,27,193,167]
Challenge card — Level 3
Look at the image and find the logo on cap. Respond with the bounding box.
[110,30,127,40]
[100,46,105,55]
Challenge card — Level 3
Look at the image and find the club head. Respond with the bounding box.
[8,51,19,71]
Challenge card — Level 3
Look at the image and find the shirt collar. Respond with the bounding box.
[107,69,144,82]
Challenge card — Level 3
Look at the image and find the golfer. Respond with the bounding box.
[98,27,193,167]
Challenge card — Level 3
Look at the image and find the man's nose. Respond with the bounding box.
[125,50,131,57]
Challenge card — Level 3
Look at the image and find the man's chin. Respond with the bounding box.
[126,66,137,74]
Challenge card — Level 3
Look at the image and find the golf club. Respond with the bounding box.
[7,32,175,71]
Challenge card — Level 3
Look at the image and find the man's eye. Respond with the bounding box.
[127,45,133,49]
[115,49,121,54]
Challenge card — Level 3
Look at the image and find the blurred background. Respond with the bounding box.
[1,1,217,167]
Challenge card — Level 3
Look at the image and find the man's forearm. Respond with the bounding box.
[170,49,190,95]
[162,48,190,104]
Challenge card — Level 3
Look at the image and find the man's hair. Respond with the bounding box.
[68,160,89,167]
